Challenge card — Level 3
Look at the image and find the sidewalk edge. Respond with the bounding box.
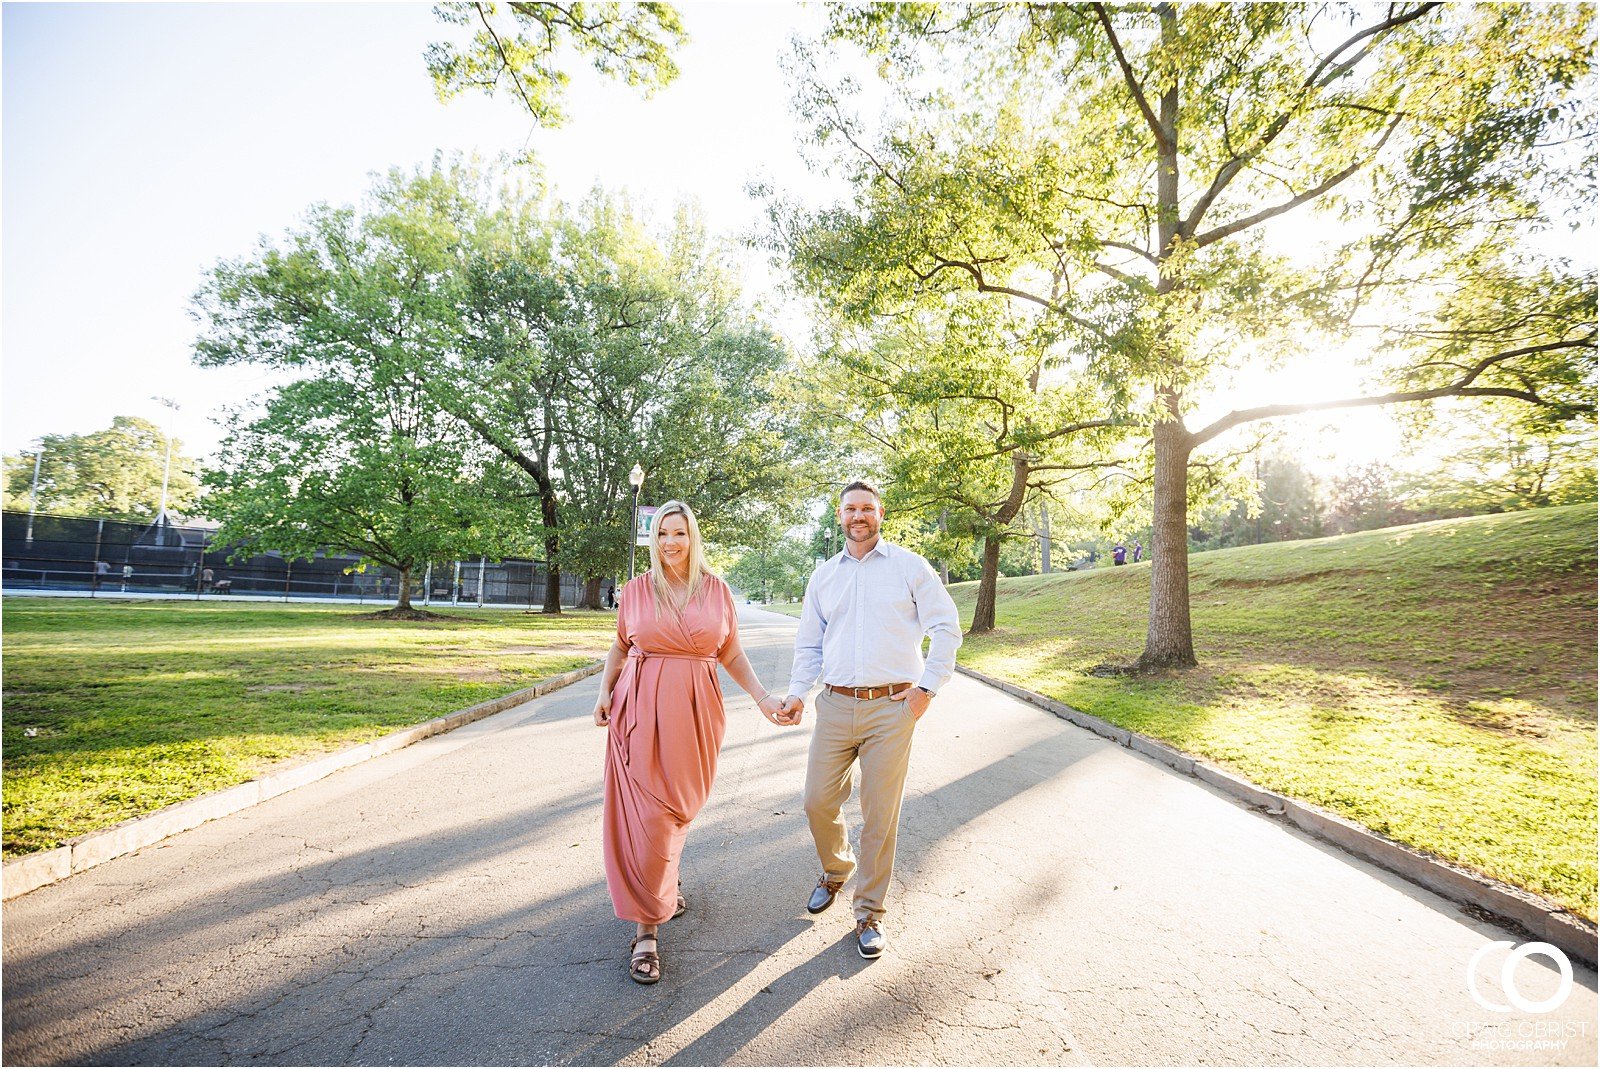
[953,663,1599,969]
[3,660,604,902]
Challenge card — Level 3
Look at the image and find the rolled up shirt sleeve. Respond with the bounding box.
[911,558,962,693]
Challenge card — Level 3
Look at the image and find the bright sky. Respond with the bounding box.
[3,1,831,462]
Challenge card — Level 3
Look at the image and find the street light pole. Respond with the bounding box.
[628,463,645,581]
[25,445,43,546]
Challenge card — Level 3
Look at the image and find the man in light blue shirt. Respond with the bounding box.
[783,480,962,959]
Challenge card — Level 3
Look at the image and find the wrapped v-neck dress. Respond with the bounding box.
[602,573,739,924]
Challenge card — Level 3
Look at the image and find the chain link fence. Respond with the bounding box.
[1,511,593,608]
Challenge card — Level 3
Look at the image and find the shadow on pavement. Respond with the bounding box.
[7,688,1099,1066]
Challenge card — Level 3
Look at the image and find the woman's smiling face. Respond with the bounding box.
[657,512,691,576]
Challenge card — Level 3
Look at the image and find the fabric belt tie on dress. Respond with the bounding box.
[826,682,913,700]
[628,648,719,664]
[617,648,720,768]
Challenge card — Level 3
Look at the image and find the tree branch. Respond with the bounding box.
[910,255,1107,340]
[1191,114,1402,248]
[1091,3,1171,153]
[473,2,542,117]
[1182,4,1436,236]
[1188,335,1597,447]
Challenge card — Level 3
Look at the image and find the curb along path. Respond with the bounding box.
[954,663,1599,968]
[1,660,604,902]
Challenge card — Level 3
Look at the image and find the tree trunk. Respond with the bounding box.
[968,534,1002,635]
[936,509,951,585]
[395,564,413,611]
[580,575,603,610]
[540,490,562,614]
[1136,14,1195,672]
[969,452,1031,636]
[1136,418,1197,669]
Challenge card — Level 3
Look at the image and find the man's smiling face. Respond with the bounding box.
[838,489,883,549]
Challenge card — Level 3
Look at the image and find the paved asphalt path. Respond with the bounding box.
[4,606,1596,1066]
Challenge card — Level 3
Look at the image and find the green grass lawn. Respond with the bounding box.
[2,601,616,857]
[948,504,1597,919]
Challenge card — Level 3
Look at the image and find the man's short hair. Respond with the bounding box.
[840,479,882,503]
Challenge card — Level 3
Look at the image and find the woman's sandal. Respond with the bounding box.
[629,933,661,985]
[673,881,687,920]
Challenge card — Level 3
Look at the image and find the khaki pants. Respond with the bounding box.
[803,688,918,923]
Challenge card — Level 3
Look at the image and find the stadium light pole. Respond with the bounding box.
[628,464,645,581]
[152,397,179,521]
[24,442,43,546]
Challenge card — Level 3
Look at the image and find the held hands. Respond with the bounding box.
[759,693,801,727]
[778,695,804,726]
[888,685,933,721]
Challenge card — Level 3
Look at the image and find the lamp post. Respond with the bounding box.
[628,463,645,580]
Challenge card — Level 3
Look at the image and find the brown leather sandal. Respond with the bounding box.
[629,933,660,985]
[673,879,687,919]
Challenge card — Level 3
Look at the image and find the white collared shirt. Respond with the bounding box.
[786,539,962,697]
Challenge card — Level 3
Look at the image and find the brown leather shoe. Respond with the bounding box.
[807,875,845,914]
[855,918,885,959]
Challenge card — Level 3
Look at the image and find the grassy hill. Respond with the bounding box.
[949,504,1597,920]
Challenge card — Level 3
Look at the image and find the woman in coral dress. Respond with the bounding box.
[592,500,794,984]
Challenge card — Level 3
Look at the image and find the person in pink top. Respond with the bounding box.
[592,499,796,984]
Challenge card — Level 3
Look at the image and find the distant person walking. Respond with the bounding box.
[605,582,616,609]
[94,560,110,591]
[1132,541,1143,563]
[592,500,796,985]
[1112,543,1127,566]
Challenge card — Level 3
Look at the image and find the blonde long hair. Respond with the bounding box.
[646,500,715,618]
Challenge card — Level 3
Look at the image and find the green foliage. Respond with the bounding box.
[725,533,815,603]
[773,240,1133,628]
[1399,400,1598,515]
[1189,452,1327,549]
[1,416,201,521]
[193,155,802,609]
[427,1,686,126]
[193,161,527,597]
[791,2,1597,415]
[448,187,805,591]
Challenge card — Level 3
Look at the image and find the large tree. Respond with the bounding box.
[447,190,801,609]
[2,416,201,521]
[783,305,1129,634]
[193,162,522,615]
[779,2,1596,667]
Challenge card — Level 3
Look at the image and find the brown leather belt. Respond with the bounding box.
[826,682,913,700]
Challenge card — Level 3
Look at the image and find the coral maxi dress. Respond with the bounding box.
[603,573,740,924]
